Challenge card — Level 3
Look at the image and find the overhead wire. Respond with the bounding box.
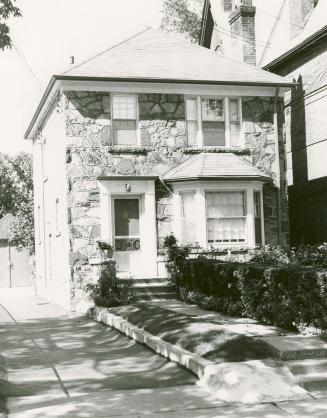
[162,0,293,51]
[11,36,43,92]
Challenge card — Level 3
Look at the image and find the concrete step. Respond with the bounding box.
[119,277,169,285]
[286,359,327,392]
[133,292,177,302]
[286,359,327,375]
[261,336,327,361]
[118,277,176,301]
[133,285,173,293]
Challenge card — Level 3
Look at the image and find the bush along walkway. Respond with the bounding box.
[89,299,325,404]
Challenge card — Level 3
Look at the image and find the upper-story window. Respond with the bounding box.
[112,94,137,145]
[186,96,242,148]
[186,98,198,146]
[202,98,225,146]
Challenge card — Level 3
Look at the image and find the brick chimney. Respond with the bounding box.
[289,0,316,40]
[228,0,256,66]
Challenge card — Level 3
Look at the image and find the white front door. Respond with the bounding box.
[113,196,145,277]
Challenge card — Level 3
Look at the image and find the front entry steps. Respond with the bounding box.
[259,335,327,397]
[119,278,177,302]
[286,358,327,394]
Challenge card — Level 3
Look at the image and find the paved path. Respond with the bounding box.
[0,290,326,417]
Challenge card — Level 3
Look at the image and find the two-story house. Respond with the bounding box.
[25,28,292,310]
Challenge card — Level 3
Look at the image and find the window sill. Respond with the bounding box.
[183,147,250,155]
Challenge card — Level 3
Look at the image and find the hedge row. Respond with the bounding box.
[166,248,327,331]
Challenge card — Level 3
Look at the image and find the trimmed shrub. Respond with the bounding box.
[164,240,327,331]
[85,261,134,307]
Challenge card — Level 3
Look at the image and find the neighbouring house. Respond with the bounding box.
[200,0,327,245]
[25,28,292,310]
[0,214,33,288]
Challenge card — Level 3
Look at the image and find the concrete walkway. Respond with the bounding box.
[0,291,326,417]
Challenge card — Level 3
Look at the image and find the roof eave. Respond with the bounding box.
[24,76,60,140]
[164,175,272,183]
[57,74,294,88]
[97,175,159,181]
[263,25,327,71]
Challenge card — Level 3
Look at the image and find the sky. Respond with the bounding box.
[0,0,163,155]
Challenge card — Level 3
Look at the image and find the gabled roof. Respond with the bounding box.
[163,153,270,182]
[0,214,14,240]
[63,28,291,87]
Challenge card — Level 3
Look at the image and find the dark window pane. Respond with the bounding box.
[114,199,139,236]
[113,120,137,145]
[202,121,225,146]
[255,218,262,245]
[254,192,262,245]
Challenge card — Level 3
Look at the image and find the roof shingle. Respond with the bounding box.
[163,153,270,182]
[63,28,291,86]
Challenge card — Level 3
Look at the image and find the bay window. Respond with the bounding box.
[180,191,196,244]
[206,191,246,244]
[112,94,137,145]
[254,191,262,245]
[186,96,242,147]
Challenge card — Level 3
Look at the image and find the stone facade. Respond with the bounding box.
[242,97,288,245]
[63,90,287,306]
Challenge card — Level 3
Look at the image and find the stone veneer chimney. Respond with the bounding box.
[289,0,316,40]
[228,0,256,66]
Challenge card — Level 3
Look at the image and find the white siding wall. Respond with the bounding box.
[33,102,71,309]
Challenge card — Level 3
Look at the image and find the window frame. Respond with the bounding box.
[111,93,139,146]
[205,190,248,245]
[180,190,197,244]
[112,195,142,253]
[185,96,242,148]
[253,190,264,246]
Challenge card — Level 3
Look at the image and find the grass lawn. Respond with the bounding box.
[109,304,277,363]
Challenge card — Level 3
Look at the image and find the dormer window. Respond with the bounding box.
[112,94,137,145]
[186,96,242,148]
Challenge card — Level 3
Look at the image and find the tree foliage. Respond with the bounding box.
[160,0,204,43]
[0,0,21,50]
[0,152,34,253]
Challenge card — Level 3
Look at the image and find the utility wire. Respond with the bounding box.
[163,0,294,50]
[11,36,43,92]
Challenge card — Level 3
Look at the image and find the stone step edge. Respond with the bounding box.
[88,306,214,379]
[269,347,327,361]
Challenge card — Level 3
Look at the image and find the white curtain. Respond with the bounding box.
[206,192,246,243]
[206,192,244,217]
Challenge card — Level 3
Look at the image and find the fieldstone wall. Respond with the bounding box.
[242,97,289,245]
[63,91,288,307]
[64,91,189,306]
